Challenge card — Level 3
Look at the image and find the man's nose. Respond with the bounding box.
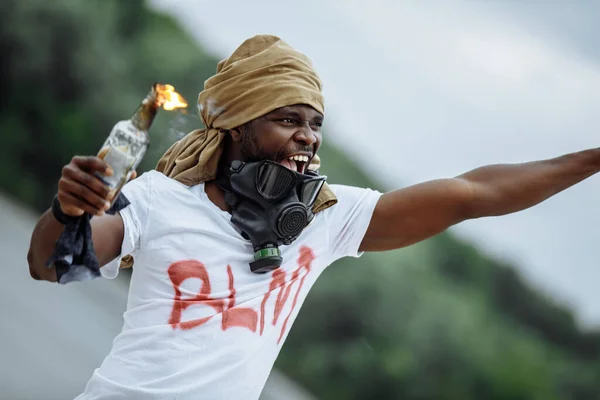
[294,123,318,146]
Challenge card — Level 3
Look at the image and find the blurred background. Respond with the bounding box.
[2,0,600,399]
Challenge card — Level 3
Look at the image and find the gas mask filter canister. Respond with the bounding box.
[218,160,326,273]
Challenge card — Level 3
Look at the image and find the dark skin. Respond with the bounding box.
[27,103,600,282]
[205,105,324,212]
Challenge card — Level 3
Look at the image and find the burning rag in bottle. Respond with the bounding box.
[45,83,188,284]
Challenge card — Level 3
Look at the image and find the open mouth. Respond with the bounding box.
[278,154,310,174]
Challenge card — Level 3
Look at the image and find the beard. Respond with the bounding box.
[238,123,314,164]
[239,124,275,162]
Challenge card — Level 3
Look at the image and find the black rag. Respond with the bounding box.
[46,193,130,284]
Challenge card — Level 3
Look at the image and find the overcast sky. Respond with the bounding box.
[151,0,600,327]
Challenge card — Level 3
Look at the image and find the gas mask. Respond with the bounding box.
[218,160,326,274]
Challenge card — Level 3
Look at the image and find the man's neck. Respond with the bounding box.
[204,181,231,213]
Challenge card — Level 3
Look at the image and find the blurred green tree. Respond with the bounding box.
[0,0,213,210]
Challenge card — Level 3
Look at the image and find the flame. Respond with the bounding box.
[154,83,188,111]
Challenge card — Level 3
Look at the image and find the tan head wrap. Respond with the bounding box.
[156,34,337,212]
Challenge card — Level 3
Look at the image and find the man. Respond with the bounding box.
[27,35,600,399]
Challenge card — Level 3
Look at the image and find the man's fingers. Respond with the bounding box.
[72,156,113,176]
[56,155,119,218]
[59,178,110,213]
[63,164,111,199]
[57,191,105,217]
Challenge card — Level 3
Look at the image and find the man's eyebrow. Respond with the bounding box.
[271,108,324,122]
[270,108,300,118]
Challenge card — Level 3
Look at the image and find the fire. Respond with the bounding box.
[154,83,188,111]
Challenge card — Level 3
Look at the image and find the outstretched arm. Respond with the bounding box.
[359,148,600,252]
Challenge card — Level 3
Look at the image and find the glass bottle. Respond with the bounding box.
[96,87,159,195]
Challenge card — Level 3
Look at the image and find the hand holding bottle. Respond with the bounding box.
[56,84,185,218]
[57,156,136,217]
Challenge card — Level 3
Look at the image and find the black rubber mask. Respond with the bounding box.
[218,160,326,274]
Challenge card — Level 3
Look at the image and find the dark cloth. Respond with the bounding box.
[46,193,130,284]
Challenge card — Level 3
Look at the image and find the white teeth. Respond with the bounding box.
[289,155,309,162]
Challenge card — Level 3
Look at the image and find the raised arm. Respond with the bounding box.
[360,148,600,252]
[27,156,128,282]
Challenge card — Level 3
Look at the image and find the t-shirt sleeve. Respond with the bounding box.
[100,171,153,279]
[324,184,382,264]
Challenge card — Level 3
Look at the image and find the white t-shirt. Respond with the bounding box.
[76,170,381,400]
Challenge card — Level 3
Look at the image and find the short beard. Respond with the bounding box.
[239,122,272,162]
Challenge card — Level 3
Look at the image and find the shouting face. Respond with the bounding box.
[235,104,324,174]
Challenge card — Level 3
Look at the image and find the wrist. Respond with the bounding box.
[591,148,600,170]
[575,148,600,174]
[51,195,81,225]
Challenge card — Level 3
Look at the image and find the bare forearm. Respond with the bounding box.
[28,209,125,282]
[460,148,600,218]
[361,148,600,252]
[28,210,63,282]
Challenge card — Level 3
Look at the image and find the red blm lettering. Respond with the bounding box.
[167,246,315,342]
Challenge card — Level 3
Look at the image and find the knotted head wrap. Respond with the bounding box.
[156,34,337,213]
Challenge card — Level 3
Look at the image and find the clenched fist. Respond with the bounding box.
[57,156,136,217]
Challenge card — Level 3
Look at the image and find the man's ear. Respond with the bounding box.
[229,127,243,143]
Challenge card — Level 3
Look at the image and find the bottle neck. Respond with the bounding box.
[130,92,159,131]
